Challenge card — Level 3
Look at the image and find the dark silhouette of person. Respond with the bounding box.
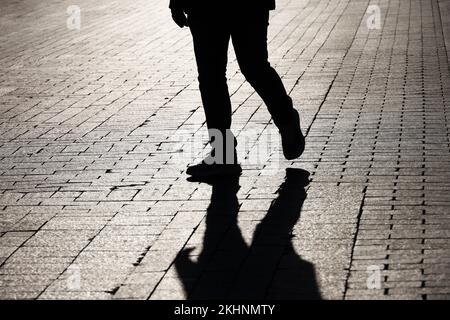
[170,0,305,178]
[175,168,321,299]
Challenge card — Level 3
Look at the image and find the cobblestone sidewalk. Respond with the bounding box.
[0,0,449,299]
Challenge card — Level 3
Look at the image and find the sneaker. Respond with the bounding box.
[279,109,305,160]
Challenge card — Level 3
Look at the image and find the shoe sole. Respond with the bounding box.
[186,166,242,178]
[284,147,304,160]
[282,109,305,160]
[283,135,305,160]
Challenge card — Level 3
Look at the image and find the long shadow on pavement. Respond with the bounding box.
[175,168,321,299]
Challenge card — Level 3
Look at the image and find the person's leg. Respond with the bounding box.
[231,8,294,128]
[186,12,241,176]
[231,8,304,160]
[188,12,232,133]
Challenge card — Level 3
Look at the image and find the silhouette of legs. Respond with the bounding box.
[188,13,232,133]
[188,7,295,133]
[187,13,241,175]
[249,168,321,299]
[176,175,245,299]
[229,168,321,299]
[231,8,294,127]
[177,169,321,299]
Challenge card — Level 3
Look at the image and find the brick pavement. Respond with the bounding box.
[0,0,449,300]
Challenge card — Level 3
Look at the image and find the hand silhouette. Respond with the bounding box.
[171,8,188,28]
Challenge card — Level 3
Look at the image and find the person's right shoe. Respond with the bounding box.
[186,154,242,178]
[279,109,305,160]
[187,129,242,178]
[186,161,242,178]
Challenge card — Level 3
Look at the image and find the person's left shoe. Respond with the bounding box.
[279,109,305,160]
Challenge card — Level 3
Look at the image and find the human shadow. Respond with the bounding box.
[175,168,321,299]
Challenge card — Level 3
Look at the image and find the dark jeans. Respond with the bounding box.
[188,8,294,136]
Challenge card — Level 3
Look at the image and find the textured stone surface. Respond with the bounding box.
[0,0,449,300]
